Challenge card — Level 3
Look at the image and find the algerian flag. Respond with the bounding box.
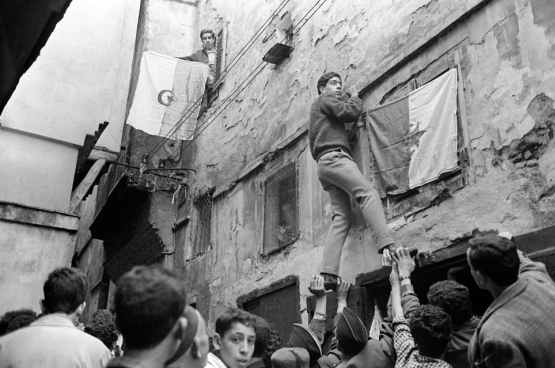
[127,51,209,140]
[367,69,458,197]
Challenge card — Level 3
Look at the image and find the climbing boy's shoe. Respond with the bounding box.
[320,273,339,291]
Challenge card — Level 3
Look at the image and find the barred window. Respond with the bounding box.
[263,162,299,254]
[191,191,213,257]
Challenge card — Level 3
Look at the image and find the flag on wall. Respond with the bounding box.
[367,69,458,198]
[127,51,209,140]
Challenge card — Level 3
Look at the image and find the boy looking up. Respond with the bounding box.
[207,308,257,368]
[308,72,396,290]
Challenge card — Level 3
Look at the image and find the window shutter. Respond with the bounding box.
[215,28,226,85]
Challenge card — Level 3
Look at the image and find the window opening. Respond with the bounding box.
[191,190,213,257]
[263,162,299,255]
[238,276,301,343]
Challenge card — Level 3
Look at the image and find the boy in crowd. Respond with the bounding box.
[0,267,111,368]
[207,308,257,368]
[308,71,396,290]
[390,250,452,368]
[107,265,188,368]
[427,281,480,368]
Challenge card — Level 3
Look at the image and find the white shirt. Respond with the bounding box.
[0,314,111,368]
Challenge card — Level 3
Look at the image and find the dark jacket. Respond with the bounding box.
[445,316,480,368]
[308,93,362,161]
[468,253,555,368]
[178,49,209,64]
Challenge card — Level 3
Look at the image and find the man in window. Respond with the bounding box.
[179,29,217,115]
[179,29,217,86]
[308,71,397,290]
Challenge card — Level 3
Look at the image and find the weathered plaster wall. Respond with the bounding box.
[1,0,140,152]
[0,203,78,314]
[172,0,555,329]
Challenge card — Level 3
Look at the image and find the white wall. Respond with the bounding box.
[0,129,77,212]
[0,0,140,152]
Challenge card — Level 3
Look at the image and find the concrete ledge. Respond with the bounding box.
[0,201,79,231]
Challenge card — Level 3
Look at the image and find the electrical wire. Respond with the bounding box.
[165,0,329,162]
[144,0,291,162]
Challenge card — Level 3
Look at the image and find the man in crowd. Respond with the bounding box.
[106,265,188,368]
[0,267,111,367]
[166,305,210,368]
[308,71,396,290]
[206,308,257,368]
[467,234,555,367]
[427,280,480,368]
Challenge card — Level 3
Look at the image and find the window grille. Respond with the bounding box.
[191,190,213,257]
[263,162,299,254]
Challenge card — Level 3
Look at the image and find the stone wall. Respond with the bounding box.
[169,0,555,330]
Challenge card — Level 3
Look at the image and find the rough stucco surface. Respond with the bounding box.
[165,0,555,329]
[0,216,76,314]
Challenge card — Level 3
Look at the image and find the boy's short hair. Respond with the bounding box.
[261,328,283,368]
[115,265,187,350]
[316,72,341,95]
[427,280,472,325]
[215,308,256,337]
[43,267,88,314]
[252,315,271,357]
[409,305,452,358]
[200,29,216,41]
[468,235,519,286]
[85,321,119,349]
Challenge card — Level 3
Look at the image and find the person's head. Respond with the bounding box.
[85,321,119,350]
[41,267,88,316]
[467,235,519,289]
[427,280,473,325]
[253,315,271,358]
[409,305,452,359]
[114,266,187,354]
[0,309,37,336]
[288,323,321,367]
[335,307,367,358]
[261,328,283,368]
[214,308,257,368]
[91,309,114,325]
[317,72,342,96]
[166,306,210,368]
[271,348,310,368]
[6,314,36,334]
[200,29,216,51]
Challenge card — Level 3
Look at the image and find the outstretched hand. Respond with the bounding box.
[389,262,400,287]
[392,248,415,277]
[337,279,350,303]
[382,248,393,267]
[309,275,327,298]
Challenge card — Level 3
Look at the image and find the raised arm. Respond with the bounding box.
[308,275,328,344]
[320,90,362,123]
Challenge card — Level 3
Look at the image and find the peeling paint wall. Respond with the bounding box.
[167,0,555,331]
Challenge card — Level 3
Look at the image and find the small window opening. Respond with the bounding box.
[263,162,299,255]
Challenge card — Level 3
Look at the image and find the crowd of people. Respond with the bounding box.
[0,234,554,368]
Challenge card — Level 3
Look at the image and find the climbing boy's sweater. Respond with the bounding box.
[308,92,362,161]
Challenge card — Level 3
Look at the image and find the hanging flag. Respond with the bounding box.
[127,51,209,140]
[367,69,458,198]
